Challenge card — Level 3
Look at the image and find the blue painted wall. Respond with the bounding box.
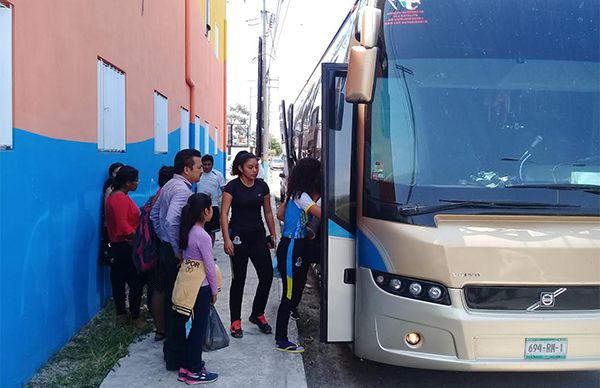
[0,128,182,387]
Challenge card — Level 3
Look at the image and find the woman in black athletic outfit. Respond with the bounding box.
[221,151,277,338]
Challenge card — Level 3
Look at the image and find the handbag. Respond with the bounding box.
[202,305,230,351]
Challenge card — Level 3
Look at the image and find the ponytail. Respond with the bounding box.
[179,193,212,250]
[179,204,194,250]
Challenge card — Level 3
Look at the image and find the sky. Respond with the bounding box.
[226,0,356,141]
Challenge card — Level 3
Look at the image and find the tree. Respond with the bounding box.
[269,135,282,156]
[227,104,255,146]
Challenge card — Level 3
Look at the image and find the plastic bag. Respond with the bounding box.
[203,305,230,351]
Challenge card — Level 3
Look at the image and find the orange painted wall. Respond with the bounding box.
[11,0,225,147]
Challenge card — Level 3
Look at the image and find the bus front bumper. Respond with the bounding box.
[353,267,600,371]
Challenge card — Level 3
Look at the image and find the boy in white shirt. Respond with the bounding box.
[195,155,226,244]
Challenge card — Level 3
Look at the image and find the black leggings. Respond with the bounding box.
[275,238,309,342]
[110,241,144,319]
[229,229,273,323]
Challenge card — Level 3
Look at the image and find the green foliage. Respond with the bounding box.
[269,135,282,156]
[27,302,152,388]
[227,104,255,146]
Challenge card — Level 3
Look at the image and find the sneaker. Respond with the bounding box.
[178,368,189,382]
[230,320,243,338]
[249,315,272,334]
[185,369,218,385]
[290,308,300,321]
[276,340,305,353]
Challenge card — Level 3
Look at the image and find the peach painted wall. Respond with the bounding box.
[12,0,225,146]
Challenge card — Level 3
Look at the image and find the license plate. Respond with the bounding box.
[525,338,568,359]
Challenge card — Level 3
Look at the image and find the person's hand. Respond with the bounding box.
[267,235,276,250]
[211,294,217,305]
[224,239,234,256]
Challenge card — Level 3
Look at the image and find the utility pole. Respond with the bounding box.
[260,0,269,165]
[256,36,263,158]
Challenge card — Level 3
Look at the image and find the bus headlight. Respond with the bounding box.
[428,286,442,300]
[371,270,451,305]
[409,282,422,296]
[389,278,402,291]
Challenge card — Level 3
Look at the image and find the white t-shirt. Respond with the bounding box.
[196,169,226,207]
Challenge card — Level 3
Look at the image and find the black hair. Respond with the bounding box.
[201,154,214,164]
[179,193,212,250]
[158,165,175,187]
[108,162,124,177]
[286,157,321,200]
[231,151,258,176]
[174,148,202,174]
[113,165,139,191]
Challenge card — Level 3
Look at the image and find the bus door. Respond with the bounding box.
[320,63,357,342]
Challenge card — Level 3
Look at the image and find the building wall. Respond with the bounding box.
[0,1,226,387]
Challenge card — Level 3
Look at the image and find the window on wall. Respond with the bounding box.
[97,58,126,152]
[180,107,189,149]
[0,3,13,150]
[214,23,219,60]
[205,0,211,38]
[154,91,168,154]
[194,116,201,151]
[214,127,219,155]
[204,121,210,155]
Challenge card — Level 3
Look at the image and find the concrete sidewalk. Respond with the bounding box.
[100,234,307,388]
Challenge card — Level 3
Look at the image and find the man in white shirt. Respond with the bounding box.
[196,154,226,244]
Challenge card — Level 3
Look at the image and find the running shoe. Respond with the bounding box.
[177,368,189,382]
[276,340,305,353]
[249,314,272,334]
[185,369,218,385]
[230,320,243,338]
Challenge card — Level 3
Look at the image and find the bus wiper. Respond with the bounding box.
[505,183,600,194]
[396,199,578,216]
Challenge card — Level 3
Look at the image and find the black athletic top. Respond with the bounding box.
[223,178,270,233]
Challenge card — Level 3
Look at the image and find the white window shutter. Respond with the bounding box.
[214,127,219,155]
[180,107,189,149]
[154,92,168,154]
[97,59,126,152]
[0,4,13,149]
[204,122,210,155]
[194,116,201,151]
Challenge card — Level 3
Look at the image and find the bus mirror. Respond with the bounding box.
[346,46,378,103]
[359,7,381,48]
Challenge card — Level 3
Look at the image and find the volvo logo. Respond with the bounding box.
[526,288,567,312]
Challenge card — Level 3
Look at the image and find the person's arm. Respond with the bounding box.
[277,200,287,222]
[165,188,190,257]
[199,235,219,299]
[221,191,234,256]
[263,194,277,248]
[307,203,321,219]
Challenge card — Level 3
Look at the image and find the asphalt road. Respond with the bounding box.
[296,270,600,388]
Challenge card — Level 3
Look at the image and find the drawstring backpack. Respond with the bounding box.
[133,195,159,272]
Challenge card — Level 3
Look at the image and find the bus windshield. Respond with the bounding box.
[366,0,600,218]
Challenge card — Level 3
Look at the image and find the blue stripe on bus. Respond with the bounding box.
[357,228,388,272]
[328,219,355,239]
